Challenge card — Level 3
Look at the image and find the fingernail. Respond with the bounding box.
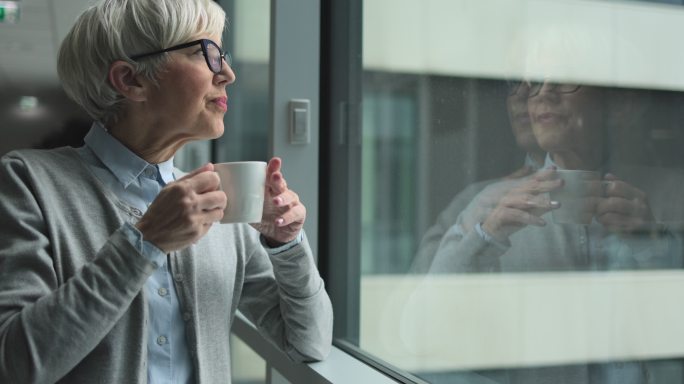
[273,197,283,205]
[276,218,284,226]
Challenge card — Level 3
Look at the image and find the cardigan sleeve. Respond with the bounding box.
[0,154,156,384]
[236,231,333,362]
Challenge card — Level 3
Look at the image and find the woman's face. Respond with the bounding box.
[143,34,235,144]
[527,83,604,157]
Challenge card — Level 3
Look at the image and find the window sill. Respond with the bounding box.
[232,312,399,383]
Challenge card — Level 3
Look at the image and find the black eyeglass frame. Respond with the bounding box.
[507,80,582,98]
[129,38,231,74]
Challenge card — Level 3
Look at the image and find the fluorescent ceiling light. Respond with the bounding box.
[19,96,38,111]
[0,1,20,24]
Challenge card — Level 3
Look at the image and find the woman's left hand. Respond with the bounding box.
[596,173,655,234]
[251,157,306,245]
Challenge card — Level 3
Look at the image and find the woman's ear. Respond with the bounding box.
[108,60,147,101]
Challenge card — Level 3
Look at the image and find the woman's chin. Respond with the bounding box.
[209,123,225,139]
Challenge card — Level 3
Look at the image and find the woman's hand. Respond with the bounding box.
[251,157,306,245]
[460,167,535,231]
[596,173,655,234]
[136,163,227,253]
[481,168,563,242]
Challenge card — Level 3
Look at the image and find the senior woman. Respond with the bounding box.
[0,0,332,383]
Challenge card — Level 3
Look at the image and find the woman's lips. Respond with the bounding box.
[213,97,227,111]
[534,112,563,125]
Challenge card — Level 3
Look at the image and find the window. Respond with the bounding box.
[323,0,684,382]
[215,0,271,164]
[213,0,271,382]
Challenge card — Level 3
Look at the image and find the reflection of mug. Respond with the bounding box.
[214,161,267,224]
[549,170,601,225]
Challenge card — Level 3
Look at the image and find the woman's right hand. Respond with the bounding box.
[135,163,227,253]
[481,168,563,242]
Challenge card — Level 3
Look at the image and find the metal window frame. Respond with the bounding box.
[228,0,425,382]
[319,0,363,346]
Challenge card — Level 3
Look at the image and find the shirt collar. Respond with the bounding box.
[156,158,176,185]
[84,122,175,188]
[524,153,543,171]
[544,153,559,169]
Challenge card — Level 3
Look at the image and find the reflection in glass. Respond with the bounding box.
[215,0,271,163]
[356,1,684,383]
[216,1,270,383]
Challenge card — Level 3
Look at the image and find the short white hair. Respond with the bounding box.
[57,0,226,126]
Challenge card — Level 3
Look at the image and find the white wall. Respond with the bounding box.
[364,0,684,91]
[361,271,684,371]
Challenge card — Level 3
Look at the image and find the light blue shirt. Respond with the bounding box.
[77,122,193,384]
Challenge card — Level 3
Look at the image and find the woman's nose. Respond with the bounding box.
[538,81,557,94]
[216,58,236,85]
[534,82,560,102]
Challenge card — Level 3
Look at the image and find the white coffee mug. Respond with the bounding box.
[549,170,601,225]
[214,161,267,224]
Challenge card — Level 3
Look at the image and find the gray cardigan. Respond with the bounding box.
[425,164,684,274]
[0,148,333,383]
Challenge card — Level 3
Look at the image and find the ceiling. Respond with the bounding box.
[0,0,97,92]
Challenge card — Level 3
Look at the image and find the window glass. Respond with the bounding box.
[352,0,684,382]
[215,0,271,163]
[230,335,266,384]
[215,0,270,382]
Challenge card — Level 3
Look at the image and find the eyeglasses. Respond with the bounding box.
[130,39,231,74]
[507,80,581,98]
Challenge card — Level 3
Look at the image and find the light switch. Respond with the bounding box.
[289,99,310,144]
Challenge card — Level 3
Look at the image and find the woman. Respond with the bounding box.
[410,80,545,273]
[426,22,684,274]
[426,81,683,275]
[0,0,332,383]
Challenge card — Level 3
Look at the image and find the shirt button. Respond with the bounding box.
[158,287,168,297]
[183,312,192,322]
[157,335,167,346]
[145,167,156,177]
[174,274,184,282]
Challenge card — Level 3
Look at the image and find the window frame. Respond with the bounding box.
[319,0,424,383]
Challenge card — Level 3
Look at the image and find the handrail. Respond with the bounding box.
[232,312,399,384]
